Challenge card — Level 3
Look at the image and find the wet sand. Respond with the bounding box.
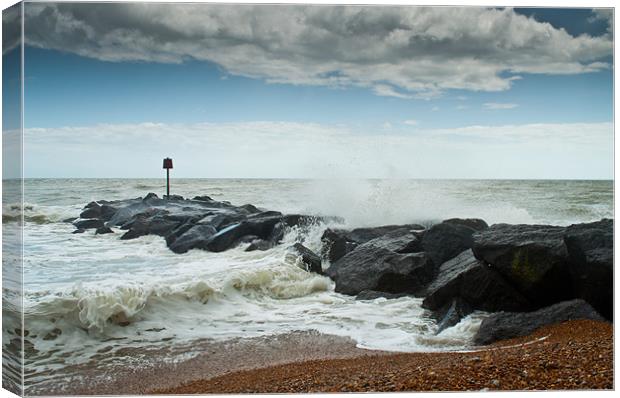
[30,330,380,395]
[155,319,613,393]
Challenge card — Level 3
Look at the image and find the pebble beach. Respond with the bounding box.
[156,319,613,393]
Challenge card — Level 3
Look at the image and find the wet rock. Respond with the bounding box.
[95,226,114,235]
[62,217,77,223]
[326,233,435,296]
[120,212,179,240]
[80,206,101,219]
[473,299,605,345]
[73,219,105,230]
[321,224,425,263]
[193,195,213,201]
[443,218,488,231]
[564,219,613,320]
[472,224,572,306]
[168,224,218,254]
[422,250,531,313]
[72,228,85,234]
[166,194,184,200]
[421,219,486,267]
[99,205,118,221]
[240,204,261,214]
[290,243,323,274]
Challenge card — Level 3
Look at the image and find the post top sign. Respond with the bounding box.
[163,158,173,169]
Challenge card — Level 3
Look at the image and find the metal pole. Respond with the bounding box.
[166,168,170,198]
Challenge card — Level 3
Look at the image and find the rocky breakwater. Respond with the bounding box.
[322,218,613,342]
[71,193,328,256]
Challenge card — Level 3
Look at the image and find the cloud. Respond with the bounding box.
[22,121,613,179]
[483,102,519,110]
[403,119,419,126]
[22,3,612,98]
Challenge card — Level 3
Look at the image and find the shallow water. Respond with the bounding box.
[2,178,613,392]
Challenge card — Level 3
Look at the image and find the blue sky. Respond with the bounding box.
[2,3,614,179]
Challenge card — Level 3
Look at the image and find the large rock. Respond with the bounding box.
[421,219,487,267]
[564,219,613,320]
[472,224,572,306]
[168,224,218,253]
[473,299,605,345]
[422,250,531,313]
[325,233,435,296]
[289,243,323,274]
[321,224,425,263]
[73,219,105,230]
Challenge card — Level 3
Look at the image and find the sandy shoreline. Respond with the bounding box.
[155,319,613,394]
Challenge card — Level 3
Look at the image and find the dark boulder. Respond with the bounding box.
[73,219,104,230]
[422,250,531,313]
[99,205,118,221]
[62,217,77,223]
[421,219,486,267]
[240,204,261,214]
[120,212,179,240]
[564,219,613,320]
[95,226,114,235]
[168,224,218,254]
[84,201,100,209]
[80,206,101,219]
[72,228,85,234]
[198,212,246,231]
[356,290,410,300]
[443,218,488,231]
[193,195,213,201]
[166,194,184,201]
[472,224,571,306]
[473,299,605,345]
[321,224,425,263]
[325,233,435,296]
[289,243,322,274]
[205,222,255,252]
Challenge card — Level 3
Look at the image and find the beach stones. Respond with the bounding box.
[473,299,605,345]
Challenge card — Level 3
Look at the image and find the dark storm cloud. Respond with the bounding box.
[23,3,613,98]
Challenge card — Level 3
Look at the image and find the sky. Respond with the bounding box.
[1,2,614,179]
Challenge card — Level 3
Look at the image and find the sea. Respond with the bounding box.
[1,178,614,393]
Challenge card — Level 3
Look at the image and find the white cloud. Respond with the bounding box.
[22,4,612,98]
[23,121,613,179]
[483,102,519,110]
[403,120,419,126]
[456,105,469,110]
[431,106,440,112]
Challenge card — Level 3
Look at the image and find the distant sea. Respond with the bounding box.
[2,178,614,393]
